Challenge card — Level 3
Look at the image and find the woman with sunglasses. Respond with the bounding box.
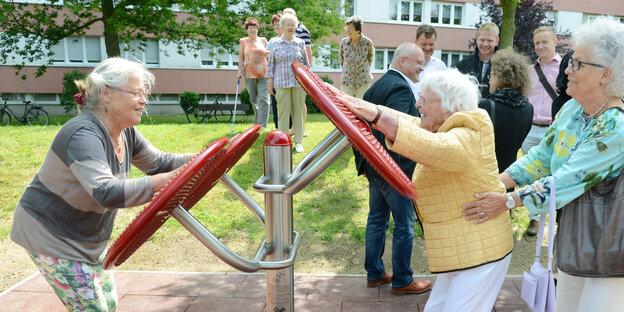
[11,57,193,311]
[463,17,624,311]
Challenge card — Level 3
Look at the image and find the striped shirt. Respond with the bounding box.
[266,36,309,89]
[295,23,311,46]
[11,111,189,264]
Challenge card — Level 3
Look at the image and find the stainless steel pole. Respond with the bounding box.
[263,130,294,311]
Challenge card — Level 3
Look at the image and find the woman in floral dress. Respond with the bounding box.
[339,15,373,99]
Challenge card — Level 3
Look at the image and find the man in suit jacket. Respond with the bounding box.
[353,42,432,295]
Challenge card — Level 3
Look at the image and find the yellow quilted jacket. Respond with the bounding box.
[386,108,513,273]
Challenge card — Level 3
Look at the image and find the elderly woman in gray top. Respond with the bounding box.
[11,57,191,311]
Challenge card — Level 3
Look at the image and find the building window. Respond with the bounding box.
[50,37,103,64]
[121,40,159,65]
[373,48,395,71]
[200,45,239,69]
[389,0,423,23]
[441,51,469,67]
[33,94,58,102]
[431,2,463,26]
[544,11,558,28]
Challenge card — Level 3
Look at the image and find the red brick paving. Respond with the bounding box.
[0,272,530,312]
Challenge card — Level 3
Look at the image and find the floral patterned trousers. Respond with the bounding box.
[29,252,117,312]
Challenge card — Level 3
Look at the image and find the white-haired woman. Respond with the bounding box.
[266,12,309,153]
[11,57,192,311]
[332,68,513,312]
[463,17,624,312]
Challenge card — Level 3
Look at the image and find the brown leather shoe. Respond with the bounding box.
[367,273,392,287]
[391,280,432,295]
[526,219,539,236]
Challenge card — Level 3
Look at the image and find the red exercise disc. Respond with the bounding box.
[292,62,417,200]
[103,137,228,269]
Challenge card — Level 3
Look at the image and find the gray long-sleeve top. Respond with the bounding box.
[11,111,188,264]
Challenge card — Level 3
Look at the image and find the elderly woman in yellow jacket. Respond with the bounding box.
[331,68,512,312]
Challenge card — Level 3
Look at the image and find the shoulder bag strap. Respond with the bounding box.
[534,63,558,101]
[489,98,496,128]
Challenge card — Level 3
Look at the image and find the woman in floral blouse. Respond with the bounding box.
[462,18,624,312]
[339,15,373,99]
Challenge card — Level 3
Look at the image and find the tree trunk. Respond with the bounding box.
[102,0,121,57]
[500,0,517,49]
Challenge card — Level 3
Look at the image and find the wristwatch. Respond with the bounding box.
[505,193,516,209]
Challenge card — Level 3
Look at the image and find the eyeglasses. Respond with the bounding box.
[568,57,605,72]
[107,85,147,99]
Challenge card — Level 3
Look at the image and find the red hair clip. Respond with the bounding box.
[74,93,85,106]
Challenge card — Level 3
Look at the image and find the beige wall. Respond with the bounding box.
[553,0,624,16]
[366,22,477,51]
[0,66,344,95]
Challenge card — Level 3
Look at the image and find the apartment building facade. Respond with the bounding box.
[0,0,622,115]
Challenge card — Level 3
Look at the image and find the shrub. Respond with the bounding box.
[305,74,334,113]
[60,70,88,114]
[179,91,199,113]
[239,88,253,114]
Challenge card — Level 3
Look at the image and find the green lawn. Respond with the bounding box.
[0,113,530,246]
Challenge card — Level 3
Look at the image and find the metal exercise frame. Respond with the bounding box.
[105,62,416,311]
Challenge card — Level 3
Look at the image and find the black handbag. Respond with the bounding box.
[555,169,624,277]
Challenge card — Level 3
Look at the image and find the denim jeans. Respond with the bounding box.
[365,176,415,288]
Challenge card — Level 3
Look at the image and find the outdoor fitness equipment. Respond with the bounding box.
[104,62,416,312]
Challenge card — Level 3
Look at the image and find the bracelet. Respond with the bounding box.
[371,106,383,124]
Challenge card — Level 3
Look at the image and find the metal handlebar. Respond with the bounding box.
[171,205,300,272]
[253,128,351,195]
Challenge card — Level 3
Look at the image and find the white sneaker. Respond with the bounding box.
[294,143,304,153]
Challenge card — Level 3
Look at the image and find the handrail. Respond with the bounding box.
[171,205,301,272]
[253,129,351,195]
[219,173,265,225]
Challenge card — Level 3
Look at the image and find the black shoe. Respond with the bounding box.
[526,219,539,236]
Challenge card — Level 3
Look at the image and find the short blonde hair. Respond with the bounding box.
[479,22,499,37]
[533,25,556,39]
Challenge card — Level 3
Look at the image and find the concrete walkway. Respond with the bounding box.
[0,271,530,311]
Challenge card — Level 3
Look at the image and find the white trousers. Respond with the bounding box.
[424,253,511,312]
[556,270,624,312]
[521,124,549,155]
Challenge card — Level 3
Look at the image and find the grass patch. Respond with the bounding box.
[0,113,529,248]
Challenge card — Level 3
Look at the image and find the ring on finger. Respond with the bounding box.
[480,211,485,218]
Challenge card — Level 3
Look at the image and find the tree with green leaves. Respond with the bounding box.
[0,0,344,79]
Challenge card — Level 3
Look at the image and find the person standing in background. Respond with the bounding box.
[238,17,270,129]
[521,25,561,236]
[456,23,500,99]
[339,15,373,99]
[413,24,447,99]
[283,7,310,137]
[478,48,533,176]
[353,43,431,295]
[551,49,574,119]
[267,13,283,130]
[267,13,309,153]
